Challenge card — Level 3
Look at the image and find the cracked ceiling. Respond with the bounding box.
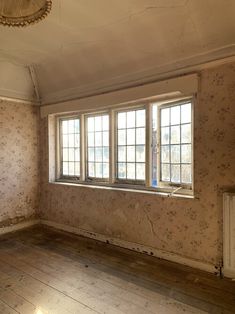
[0,0,235,105]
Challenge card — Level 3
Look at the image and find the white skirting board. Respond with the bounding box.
[0,219,40,235]
[223,193,235,279]
[41,219,216,274]
[223,268,235,279]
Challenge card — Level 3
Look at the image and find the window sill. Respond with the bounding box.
[51,180,195,199]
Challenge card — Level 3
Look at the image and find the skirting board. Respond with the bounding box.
[0,219,40,235]
[41,219,216,274]
[223,268,235,280]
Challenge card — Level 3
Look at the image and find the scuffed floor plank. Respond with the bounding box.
[0,226,234,314]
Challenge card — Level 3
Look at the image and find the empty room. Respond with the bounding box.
[0,0,235,313]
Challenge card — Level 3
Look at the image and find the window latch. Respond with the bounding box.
[169,186,182,197]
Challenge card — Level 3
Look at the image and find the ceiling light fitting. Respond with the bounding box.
[0,0,52,27]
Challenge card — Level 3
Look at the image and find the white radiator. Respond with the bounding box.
[223,193,235,278]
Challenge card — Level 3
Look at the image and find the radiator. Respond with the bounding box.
[223,193,235,278]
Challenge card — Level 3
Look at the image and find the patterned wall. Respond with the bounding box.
[40,62,235,266]
[0,100,40,226]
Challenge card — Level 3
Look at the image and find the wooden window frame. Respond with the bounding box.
[84,111,110,183]
[57,114,81,182]
[156,99,194,191]
[55,97,194,196]
[114,104,147,186]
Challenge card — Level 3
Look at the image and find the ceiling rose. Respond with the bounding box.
[0,0,52,27]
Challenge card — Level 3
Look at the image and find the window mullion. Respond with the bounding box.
[157,106,161,186]
[191,99,194,191]
[56,118,62,180]
[110,110,115,183]
[169,108,171,182]
[145,104,151,187]
[80,114,86,181]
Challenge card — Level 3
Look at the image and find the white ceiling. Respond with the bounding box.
[0,0,235,104]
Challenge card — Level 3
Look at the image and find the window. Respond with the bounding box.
[86,114,109,180]
[60,117,80,178]
[116,108,146,182]
[159,102,192,185]
[57,99,193,195]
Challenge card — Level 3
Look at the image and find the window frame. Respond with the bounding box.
[114,104,147,185]
[55,96,194,196]
[156,99,194,190]
[84,111,110,183]
[57,114,81,181]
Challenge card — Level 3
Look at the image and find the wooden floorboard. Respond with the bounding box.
[0,226,234,314]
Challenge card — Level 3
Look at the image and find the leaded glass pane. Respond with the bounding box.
[160,102,192,185]
[116,108,146,181]
[87,114,109,179]
[61,118,80,177]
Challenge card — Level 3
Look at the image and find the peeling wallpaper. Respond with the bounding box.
[40,63,235,266]
[0,100,40,226]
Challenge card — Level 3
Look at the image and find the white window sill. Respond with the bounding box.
[50,180,195,199]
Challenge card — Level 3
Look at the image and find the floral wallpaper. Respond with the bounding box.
[0,100,40,226]
[40,62,235,266]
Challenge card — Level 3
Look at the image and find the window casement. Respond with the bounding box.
[59,116,80,179]
[56,98,193,196]
[115,107,146,184]
[86,113,110,181]
[158,102,192,187]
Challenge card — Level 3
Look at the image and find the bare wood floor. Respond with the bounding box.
[0,226,234,314]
